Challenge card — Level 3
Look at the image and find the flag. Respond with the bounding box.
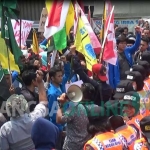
[76,3,101,55]
[0,34,20,72]
[1,0,23,65]
[103,6,117,65]
[44,0,70,39]
[65,2,74,37]
[45,0,53,13]
[32,30,39,54]
[75,17,97,71]
[53,26,67,50]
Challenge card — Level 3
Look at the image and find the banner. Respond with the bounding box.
[11,19,34,46]
[75,17,97,71]
[93,19,139,32]
[38,8,48,32]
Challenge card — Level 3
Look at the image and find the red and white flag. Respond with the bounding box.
[103,5,117,65]
[44,0,70,39]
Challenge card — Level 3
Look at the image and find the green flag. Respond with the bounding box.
[0,0,22,65]
[53,26,67,50]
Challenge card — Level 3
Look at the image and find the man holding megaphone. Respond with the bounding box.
[56,83,102,150]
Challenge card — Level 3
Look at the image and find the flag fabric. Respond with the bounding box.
[65,2,74,37]
[32,30,39,54]
[0,35,20,72]
[53,26,67,50]
[1,0,23,65]
[45,0,53,13]
[103,6,117,65]
[76,3,101,55]
[44,0,70,39]
[75,17,97,71]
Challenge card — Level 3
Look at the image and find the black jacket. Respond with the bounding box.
[72,55,112,106]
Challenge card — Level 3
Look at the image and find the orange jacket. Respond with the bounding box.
[115,124,137,150]
[126,114,143,139]
[84,132,123,150]
[134,137,149,150]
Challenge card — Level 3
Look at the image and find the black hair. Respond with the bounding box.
[81,83,95,100]
[22,69,37,86]
[108,115,125,131]
[124,27,128,31]
[87,117,111,137]
[143,28,150,32]
[49,66,62,80]
[117,36,127,45]
[141,37,149,45]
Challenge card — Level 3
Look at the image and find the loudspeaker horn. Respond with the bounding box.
[67,84,83,103]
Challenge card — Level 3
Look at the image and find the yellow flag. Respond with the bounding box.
[32,30,39,54]
[75,17,97,71]
[66,2,74,37]
[0,36,20,73]
[45,0,53,13]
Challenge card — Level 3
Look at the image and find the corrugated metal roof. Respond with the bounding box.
[18,0,45,21]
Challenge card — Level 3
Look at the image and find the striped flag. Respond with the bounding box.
[103,5,117,65]
[44,0,70,39]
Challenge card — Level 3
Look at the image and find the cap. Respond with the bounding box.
[140,116,150,143]
[92,64,108,81]
[126,71,144,91]
[125,65,146,80]
[120,91,140,107]
[137,60,150,77]
[6,94,28,117]
[141,51,150,64]
[113,80,135,99]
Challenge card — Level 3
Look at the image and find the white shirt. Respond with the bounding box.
[0,103,48,150]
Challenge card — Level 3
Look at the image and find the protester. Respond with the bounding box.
[0,70,48,150]
[56,83,97,150]
[31,117,59,150]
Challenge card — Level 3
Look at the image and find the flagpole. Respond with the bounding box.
[99,5,114,63]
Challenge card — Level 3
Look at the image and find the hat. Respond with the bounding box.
[140,116,150,142]
[125,65,146,80]
[137,60,150,77]
[126,71,144,91]
[141,51,150,65]
[92,64,108,81]
[6,94,29,118]
[120,91,140,114]
[113,80,135,99]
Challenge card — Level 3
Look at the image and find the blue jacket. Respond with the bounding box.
[108,33,141,89]
[47,62,70,131]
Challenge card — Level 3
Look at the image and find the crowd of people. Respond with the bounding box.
[1,19,150,150]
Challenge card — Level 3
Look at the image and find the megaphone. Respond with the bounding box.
[67,84,83,103]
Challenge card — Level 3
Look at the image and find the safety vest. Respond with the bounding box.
[84,132,123,150]
[126,114,143,139]
[134,137,149,150]
[115,124,137,150]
